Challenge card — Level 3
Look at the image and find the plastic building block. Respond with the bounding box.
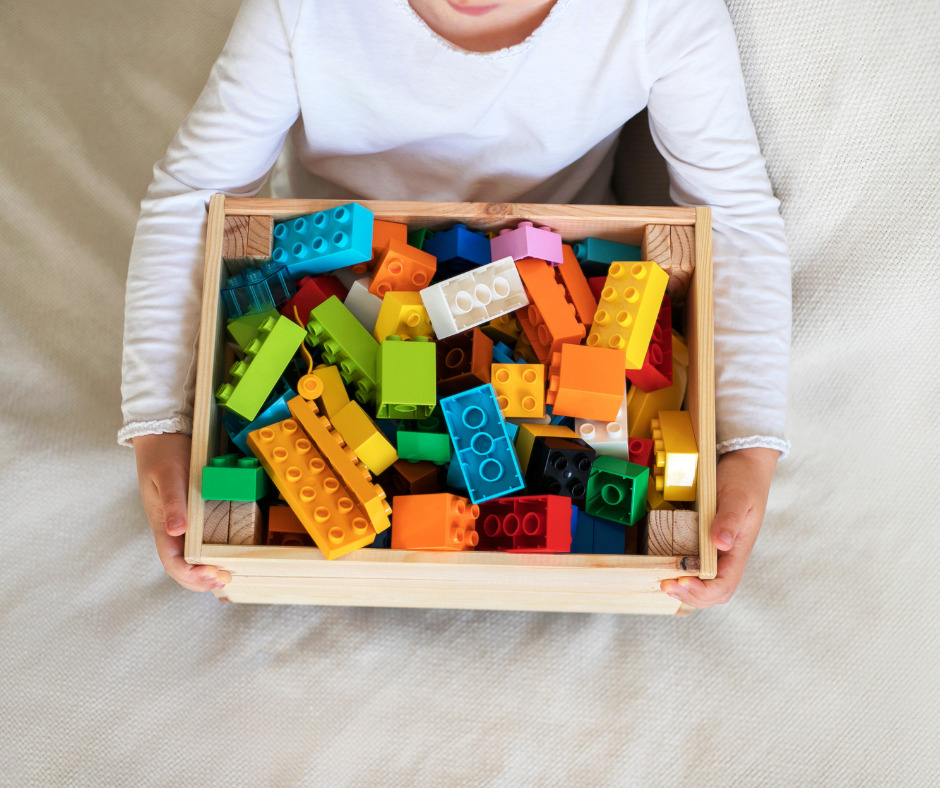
[556,244,598,327]
[546,343,624,422]
[296,364,350,420]
[651,411,698,502]
[490,363,545,419]
[229,501,263,545]
[420,256,528,340]
[628,438,655,469]
[201,454,268,501]
[446,454,468,491]
[646,510,699,557]
[423,223,491,274]
[223,215,273,261]
[330,400,398,475]
[286,395,392,532]
[343,277,383,334]
[376,336,437,419]
[572,237,642,277]
[370,219,409,259]
[625,295,673,392]
[266,505,314,547]
[272,203,374,276]
[491,341,516,366]
[391,493,480,551]
[525,435,596,502]
[480,312,522,346]
[587,276,605,302]
[436,328,493,396]
[369,240,436,296]
[247,418,379,558]
[280,274,348,327]
[226,309,279,351]
[216,315,306,420]
[372,291,434,342]
[223,382,296,455]
[439,384,525,504]
[203,500,230,545]
[585,455,649,526]
[512,330,540,364]
[490,221,563,265]
[515,257,585,362]
[646,474,676,512]
[221,262,295,319]
[570,509,626,555]
[587,260,669,369]
[626,331,689,438]
[476,495,572,552]
[382,459,441,497]
[642,223,695,305]
[407,227,434,251]
[575,383,629,458]
[513,423,578,473]
[396,430,451,465]
[306,296,379,405]
[369,528,392,549]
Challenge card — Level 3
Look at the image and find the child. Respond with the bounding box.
[122,0,791,607]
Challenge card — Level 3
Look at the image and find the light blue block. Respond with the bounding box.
[272,203,373,276]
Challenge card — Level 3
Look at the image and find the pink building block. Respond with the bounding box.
[489,221,563,266]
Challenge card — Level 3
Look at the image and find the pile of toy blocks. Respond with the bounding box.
[205,204,698,559]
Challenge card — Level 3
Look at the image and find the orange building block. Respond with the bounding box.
[352,219,408,275]
[266,504,314,547]
[515,258,585,362]
[247,419,378,559]
[369,239,436,296]
[546,343,624,422]
[587,260,668,369]
[555,244,598,327]
[391,493,480,551]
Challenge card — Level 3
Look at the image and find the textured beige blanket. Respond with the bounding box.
[1,1,937,784]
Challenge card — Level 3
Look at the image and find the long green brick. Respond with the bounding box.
[307,295,379,405]
[216,315,305,420]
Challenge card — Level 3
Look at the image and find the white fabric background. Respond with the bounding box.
[1,1,937,784]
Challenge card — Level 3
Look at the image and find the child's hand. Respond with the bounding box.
[661,447,779,608]
[133,433,232,593]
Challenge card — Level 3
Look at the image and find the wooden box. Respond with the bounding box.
[185,196,716,615]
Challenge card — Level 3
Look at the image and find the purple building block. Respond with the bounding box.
[489,221,563,266]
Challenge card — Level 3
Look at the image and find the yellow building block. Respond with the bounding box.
[296,364,350,419]
[491,364,545,419]
[372,291,434,342]
[513,423,578,473]
[287,395,391,532]
[330,400,398,475]
[646,475,676,512]
[247,419,377,559]
[627,331,689,439]
[587,260,668,369]
[651,410,698,502]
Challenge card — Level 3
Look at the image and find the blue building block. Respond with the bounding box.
[571,238,642,278]
[439,384,524,504]
[546,404,574,428]
[222,382,296,455]
[221,262,295,319]
[570,509,594,553]
[446,451,468,491]
[272,203,374,277]
[571,510,626,554]
[367,528,392,549]
[423,223,491,275]
[491,341,516,366]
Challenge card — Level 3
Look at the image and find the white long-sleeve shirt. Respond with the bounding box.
[119,0,791,459]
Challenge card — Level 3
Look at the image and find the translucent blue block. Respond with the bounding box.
[439,384,524,504]
[272,203,373,276]
[423,223,491,274]
[221,262,295,319]
[222,382,296,455]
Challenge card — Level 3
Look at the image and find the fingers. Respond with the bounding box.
[152,524,232,592]
[662,550,741,608]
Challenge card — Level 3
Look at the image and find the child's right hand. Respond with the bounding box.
[133,433,232,593]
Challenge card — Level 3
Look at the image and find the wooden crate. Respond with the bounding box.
[185,196,716,615]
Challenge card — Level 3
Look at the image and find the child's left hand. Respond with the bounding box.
[661,447,780,608]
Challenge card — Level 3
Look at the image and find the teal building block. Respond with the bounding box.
[216,315,306,421]
[376,336,436,420]
[201,454,268,501]
[585,456,649,526]
[572,238,642,278]
[221,262,295,319]
[397,430,451,464]
[306,295,379,405]
[272,203,373,276]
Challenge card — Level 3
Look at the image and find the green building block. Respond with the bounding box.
[201,454,268,501]
[226,309,279,350]
[396,430,451,465]
[408,227,434,251]
[306,296,379,405]
[376,336,436,420]
[216,315,306,420]
[585,456,649,526]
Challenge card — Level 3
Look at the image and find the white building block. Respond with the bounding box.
[575,384,629,458]
[343,277,382,333]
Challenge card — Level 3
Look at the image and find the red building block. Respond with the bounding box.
[625,295,673,392]
[390,493,480,551]
[476,495,573,553]
[588,276,606,302]
[628,438,655,469]
[280,275,348,326]
[369,239,437,296]
[546,343,624,422]
[514,258,585,362]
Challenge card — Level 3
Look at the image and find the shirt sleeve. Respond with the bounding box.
[118,0,301,447]
[644,0,792,459]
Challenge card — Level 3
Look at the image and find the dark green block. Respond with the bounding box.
[201,453,268,501]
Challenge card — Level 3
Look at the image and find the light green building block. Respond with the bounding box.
[226,309,279,350]
[306,296,379,405]
[376,336,436,420]
[216,315,305,420]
